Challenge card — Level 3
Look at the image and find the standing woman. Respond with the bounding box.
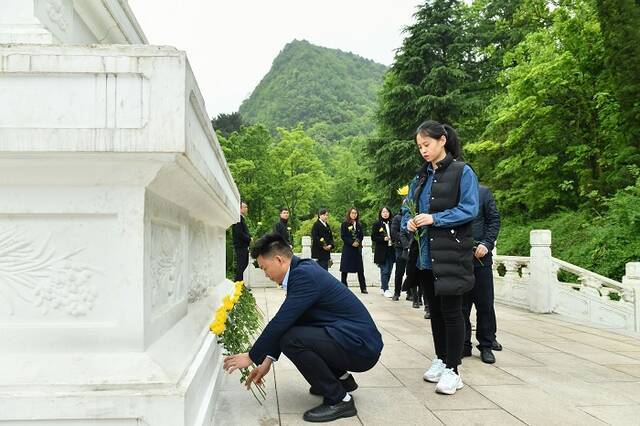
[340,207,368,293]
[371,207,396,298]
[401,120,479,395]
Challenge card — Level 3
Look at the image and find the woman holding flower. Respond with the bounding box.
[339,207,367,293]
[401,120,479,395]
[371,206,396,297]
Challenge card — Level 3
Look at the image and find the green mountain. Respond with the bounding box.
[239,39,387,139]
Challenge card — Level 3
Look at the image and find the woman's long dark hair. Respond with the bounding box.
[345,207,359,223]
[378,206,392,221]
[414,120,463,160]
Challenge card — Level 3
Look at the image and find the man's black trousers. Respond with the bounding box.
[280,326,378,405]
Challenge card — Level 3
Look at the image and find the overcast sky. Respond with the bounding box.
[128,0,422,117]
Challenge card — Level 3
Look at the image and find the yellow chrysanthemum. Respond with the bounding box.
[223,295,234,311]
[397,185,409,196]
[210,322,225,335]
[320,237,325,242]
[348,226,353,230]
[379,227,384,232]
[215,307,227,324]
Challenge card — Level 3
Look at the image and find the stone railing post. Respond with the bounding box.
[622,262,640,332]
[362,236,377,286]
[528,230,557,313]
[301,236,312,258]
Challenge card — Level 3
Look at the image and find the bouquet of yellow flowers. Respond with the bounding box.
[210,281,265,404]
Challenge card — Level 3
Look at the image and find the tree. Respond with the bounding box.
[595,0,640,144]
[212,112,244,137]
[269,126,330,228]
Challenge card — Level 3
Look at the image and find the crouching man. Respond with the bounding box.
[224,233,383,422]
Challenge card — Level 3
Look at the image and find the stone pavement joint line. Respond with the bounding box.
[213,288,640,425]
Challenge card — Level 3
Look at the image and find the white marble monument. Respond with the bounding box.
[0,1,238,425]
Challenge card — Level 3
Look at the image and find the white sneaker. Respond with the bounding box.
[435,368,464,395]
[423,358,445,383]
[379,288,385,295]
[384,289,394,298]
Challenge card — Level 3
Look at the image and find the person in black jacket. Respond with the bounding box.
[311,208,334,270]
[463,185,501,364]
[371,207,396,297]
[390,211,408,301]
[340,207,367,293]
[273,207,292,247]
[231,201,251,281]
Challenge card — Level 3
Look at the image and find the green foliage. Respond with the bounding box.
[212,111,244,137]
[497,178,640,281]
[239,40,386,139]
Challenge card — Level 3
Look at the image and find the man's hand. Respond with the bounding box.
[323,244,332,251]
[413,214,434,227]
[352,241,360,247]
[475,244,488,259]
[245,357,272,390]
[384,236,389,241]
[223,352,253,374]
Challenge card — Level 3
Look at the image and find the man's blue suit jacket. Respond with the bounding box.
[249,256,384,364]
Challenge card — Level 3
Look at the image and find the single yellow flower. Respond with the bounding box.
[257,221,262,226]
[287,226,291,231]
[215,307,227,324]
[397,185,409,196]
[348,226,353,230]
[379,227,384,232]
[320,237,325,242]
[223,295,234,311]
[210,322,225,335]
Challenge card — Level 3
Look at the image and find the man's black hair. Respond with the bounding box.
[250,232,293,259]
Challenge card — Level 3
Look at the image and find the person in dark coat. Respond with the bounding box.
[339,207,367,293]
[311,208,334,270]
[463,185,501,364]
[231,201,251,281]
[371,207,396,297]
[390,211,407,301]
[402,120,479,395]
[223,233,383,423]
[273,207,292,247]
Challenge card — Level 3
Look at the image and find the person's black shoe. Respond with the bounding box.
[412,301,420,308]
[392,294,399,301]
[480,348,496,364]
[492,341,503,351]
[405,293,412,301]
[303,398,357,422]
[360,288,368,294]
[462,347,472,358]
[310,375,358,396]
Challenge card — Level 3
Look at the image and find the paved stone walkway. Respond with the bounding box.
[213,287,640,425]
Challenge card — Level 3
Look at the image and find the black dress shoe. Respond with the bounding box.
[492,341,503,351]
[480,348,496,364]
[360,288,368,294]
[310,374,358,396]
[303,398,357,422]
[392,294,399,301]
[405,293,412,301]
[462,347,472,358]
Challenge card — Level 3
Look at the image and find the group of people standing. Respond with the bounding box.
[226,119,504,422]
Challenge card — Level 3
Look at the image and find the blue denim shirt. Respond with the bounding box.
[401,162,479,270]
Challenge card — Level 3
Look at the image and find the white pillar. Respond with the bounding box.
[301,236,312,258]
[622,262,640,332]
[528,230,557,313]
